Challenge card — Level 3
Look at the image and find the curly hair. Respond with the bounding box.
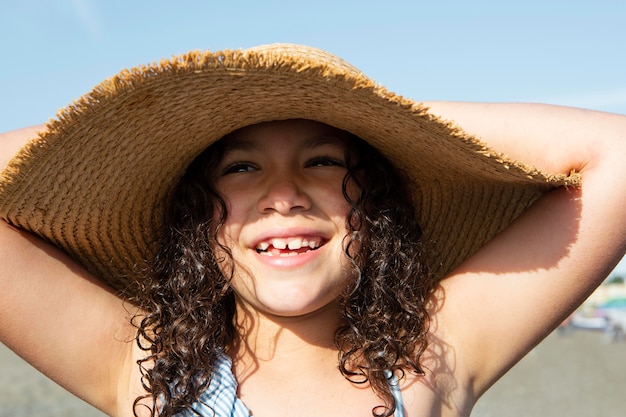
[129,124,436,417]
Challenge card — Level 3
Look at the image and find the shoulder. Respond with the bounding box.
[0,125,43,170]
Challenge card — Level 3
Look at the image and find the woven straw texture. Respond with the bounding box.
[0,44,580,294]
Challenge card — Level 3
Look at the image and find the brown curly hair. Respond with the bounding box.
[130,123,436,417]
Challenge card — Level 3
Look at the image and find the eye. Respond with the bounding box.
[306,156,346,168]
[222,162,258,175]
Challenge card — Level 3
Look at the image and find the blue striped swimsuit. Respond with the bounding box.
[175,354,405,416]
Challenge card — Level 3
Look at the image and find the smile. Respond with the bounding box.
[255,236,325,257]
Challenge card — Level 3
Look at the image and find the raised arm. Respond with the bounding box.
[424,103,626,397]
[0,127,145,416]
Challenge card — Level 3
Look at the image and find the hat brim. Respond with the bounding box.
[0,44,579,293]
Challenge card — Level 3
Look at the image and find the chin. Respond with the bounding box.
[248,290,340,318]
[259,300,334,318]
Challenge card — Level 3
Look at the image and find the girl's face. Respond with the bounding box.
[214,119,356,318]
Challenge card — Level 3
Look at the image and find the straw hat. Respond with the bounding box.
[0,44,579,294]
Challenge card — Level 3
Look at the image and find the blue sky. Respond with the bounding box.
[1,0,625,274]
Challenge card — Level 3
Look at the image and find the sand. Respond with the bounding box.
[1,329,624,416]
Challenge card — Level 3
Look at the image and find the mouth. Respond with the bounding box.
[255,236,326,257]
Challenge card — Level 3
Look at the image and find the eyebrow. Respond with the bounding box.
[220,138,258,153]
[304,135,349,150]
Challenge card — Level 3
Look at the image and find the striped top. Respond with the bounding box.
[175,354,405,416]
[174,354,250,417]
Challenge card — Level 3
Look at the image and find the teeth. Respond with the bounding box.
[256,237,323,253]
[272,238,287,250]
[287,237,303,250]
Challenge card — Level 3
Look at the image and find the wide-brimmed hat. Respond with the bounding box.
[0,44,579,294]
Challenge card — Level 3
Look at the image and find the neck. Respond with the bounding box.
[230,299,343,378]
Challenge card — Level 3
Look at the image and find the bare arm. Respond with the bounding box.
[424,103,626,397]
[0,127,146,416]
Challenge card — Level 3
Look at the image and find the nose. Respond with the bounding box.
[258,177,312,214]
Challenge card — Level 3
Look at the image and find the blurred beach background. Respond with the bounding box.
[1,1,625,416]
[2,274,625,416]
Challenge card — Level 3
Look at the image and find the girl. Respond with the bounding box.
[1,44,625,417]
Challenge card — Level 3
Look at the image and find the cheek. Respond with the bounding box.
[334,179,361,231]
[213,188,244,240]
[215,185,252,224]
[320,176,353,216]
